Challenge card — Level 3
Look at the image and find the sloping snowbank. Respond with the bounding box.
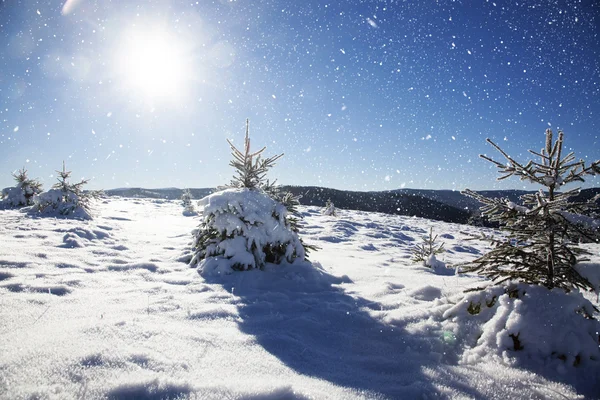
[444,284,600,371]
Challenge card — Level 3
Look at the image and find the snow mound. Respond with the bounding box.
[60,227,111,248]
[408,285,443,301]
[1,186,33,208]
[424,254,455,276]
[444,283,600,370]
[31,189,94,220]
[182,209,198,217]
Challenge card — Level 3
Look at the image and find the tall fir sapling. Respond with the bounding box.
[463,129,600,291]
[226,120,283,190]
[1,167,43,207]
[190,120,313,273]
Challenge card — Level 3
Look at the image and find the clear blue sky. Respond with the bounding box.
[1,0,599,191]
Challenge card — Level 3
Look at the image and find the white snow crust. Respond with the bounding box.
[0,197,599,399]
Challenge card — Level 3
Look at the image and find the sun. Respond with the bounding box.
[113,26,193,103]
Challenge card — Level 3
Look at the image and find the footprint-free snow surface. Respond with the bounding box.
[0,197,598,399]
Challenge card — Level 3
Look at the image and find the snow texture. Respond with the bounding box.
[0,197,598,399]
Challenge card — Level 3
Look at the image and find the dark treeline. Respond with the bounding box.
[104,186,600,225]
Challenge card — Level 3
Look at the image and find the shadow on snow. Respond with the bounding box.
[201,261,479,399]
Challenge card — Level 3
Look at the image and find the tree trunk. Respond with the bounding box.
[547,233,555,289]
[546,185,555,288]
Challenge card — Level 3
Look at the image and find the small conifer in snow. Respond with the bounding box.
[1,168,43,207]
[322,198,337,216]
[181,188,197,216]
[34,162,102,219]
[190,120,312,275]
[411,227,445,265]
[463,129,600,291]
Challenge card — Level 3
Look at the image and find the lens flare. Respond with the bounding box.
[113,25,194,104]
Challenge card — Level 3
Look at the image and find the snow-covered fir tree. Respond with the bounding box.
[190,120,313,275]
[0,168,43,208]
[322,198,336,216]
[181,188,197,216]
[463,129,600,291]
[34,162,102,219]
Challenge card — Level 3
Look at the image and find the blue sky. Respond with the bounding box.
[1,0,599,191]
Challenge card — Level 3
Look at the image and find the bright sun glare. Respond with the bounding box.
[114,27,193,103]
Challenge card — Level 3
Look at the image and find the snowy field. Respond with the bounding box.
[0,197,599,400]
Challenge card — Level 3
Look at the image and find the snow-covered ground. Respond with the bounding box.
[0,197,598,399]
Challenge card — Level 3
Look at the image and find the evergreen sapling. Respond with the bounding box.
[322,199,337,216]
[463,129,600,291]
[190,120,313,275]
[181,188,197,216]
[412,227,445,265]
[1,167,43,207]
[34,162,102,219]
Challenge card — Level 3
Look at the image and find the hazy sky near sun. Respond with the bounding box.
[0,0,599,191]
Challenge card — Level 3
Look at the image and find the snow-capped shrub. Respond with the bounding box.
[444,283,600,369]
[0,168,43,208]
[32,162,101,220]
[322,199,336,216]
[191,188,307,275]
[190,120,312,276]
[463,129,600,291]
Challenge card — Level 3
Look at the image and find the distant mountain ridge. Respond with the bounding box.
[104,186,600,225]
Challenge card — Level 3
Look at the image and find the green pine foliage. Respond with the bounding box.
[463,129,600,291]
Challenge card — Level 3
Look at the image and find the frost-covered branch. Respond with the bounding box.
[227,119,283,190]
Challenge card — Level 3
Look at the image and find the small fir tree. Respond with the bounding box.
[34,162,102,219]
[1,167,43,207]
[322,199,337,216]
[411,227,445,265]
[463,129,600,291]
[190,120,313,274]
[181,188,196,215]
